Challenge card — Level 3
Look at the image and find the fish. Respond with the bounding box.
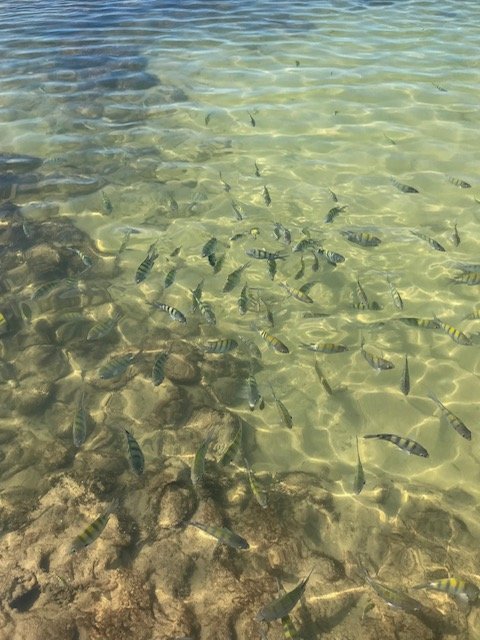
[0,311,8,335]
[208,253,217,268]
[245,248,286,261]
[413,578,479,604]
[361,567,423,612]
[72,391,87,447]
[451,271,480,286]
[67,246,93,270]
[273,222,291,245]
[238,336,262,360]
[448,177,471,189]
[149,302,187,324]
[318,248,345,265]
[464,308,480,320]
[410,230,445,252]
[201,237,217,258]
[191,280,204,312]
[427,391,472,440]
[152,352,169,386]
[230,232,246,242]
[434,318,471,345]
[86,310,122,341]
[31,280,63,300]
[363,433,429,457]
[231,200,244,220]
[269,383,293,429]
[125,429,145,475]
[329,188,338,202]
[135,241,159,284]
[292,238,319,253]
[205,112,212,125]
[353,436,365,495]
[387,277,403,310]
[398,317,439,329]
[294,256,305,280]
[70,500,118,554]
[220,425,243,466]
[167,192,179,213]
[197,299,216,325]
[254,162,261,177]
[248,111,256,127]
[400,354,410,396]
[170,246,181,257]
[244,457,267,508]
[219,171,231,192]
[188,521,249,549]
[238,283,249,315]
[223,262,250,293]
[164,266,177,289]
[263,185,271,206]
[361,339,394,371]
[325,205,347,223]
[102,191,113,214]
[99,353,136,379]
[356,279,369,307]
[259,297,274,327]
[341,230,381,247]
[391,178,419,194]
[246,371,263,411]
[280,282,313,304]
[310,251,319,272]
[256,569,314,622]
[267,258,277,281]
[451,223,460,247]
[212,253,226,274]
[202,338,238,354]
[191,432,214,486]
[281,615,302,640]
[257,328,289,354]
[300,342,348,354]
[314,359,333,395]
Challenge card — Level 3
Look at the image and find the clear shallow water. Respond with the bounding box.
[2,1,480,638]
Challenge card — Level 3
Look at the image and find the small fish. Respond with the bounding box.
[219,171,231,192]
[410,230,445,252]
[341,230,381,247]
[238,283,249,315]
[427,391,472,440]
[259,297,274,327]
[238,335,263,360]
[86,311,122,341]
[254,161,261,177]
[245,248,286,261]
[125,429,144,475]
[280,282,313,304]
[170,246,181,257]
[99,352,136,379]
[363,433,428,457]
[448,177,471,189]
[223,262,250,293]
[188,521,249,549]
[230,232,246,242]
[318,248,345,265]
[314,359,333,395]
[164,266,177,289]
[70,500,118,554]
[257,328,289,354]
[387,277,403,310]
[72,391,87,447]
[281,615,301,640]
[191,280,204,312]
[400,355,410,396]
[383,134,397,145]
[300,342,348,354]
[198,299,216,325]
[294,256,305,280]
[212,252,226,274]
[361,339,394,371]
[149,302,187,324]
[361,567,423,612]
[329,188,338,202]
[325,205,347,224]
[451,271,480,286]
[231,200,244,220]
[205,112,212,125]
[244,457,267,508]
[220,425,243,466]
[246,369,263,411]
[248,111,256,127]
[191,432,214,486]
[152,352,169,386]
[135,241,159,284]
[451,223,460,247]
[432,82,447,92]
[202,237,217,258]
[167,192,178,213]
[102,191,113,214]
[391,178,419,194]
[353,436,365,495]
[413,578,479,604]
[464,308,480,320]
[31,280,63,300]
[399,317,439,329]
[310,251,319,273]
[356,279,369,307]
[434,318,471,345]
[263,185,271,206]
[269,383,293,429]
[273,222,291,245]
[208,253,217,268]
[67,247,93,270]
[202,338,238,354]
[292,238,319,253]
[256,569,314,622]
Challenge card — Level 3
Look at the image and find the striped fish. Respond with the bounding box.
[452,271,480,286]
[70,500,118,554]
[219,425,243,466]
[269,383,293,429]
[399,317,439,329]
[257,328,289,354]
[223,262,250,293]
[152,351,169,386]
[197,299,216,325]
[188,521,249,550]
[191,432,214,486]
[246,371,263,411]
[341,230,381,247]
[135,241,159,284]
[256,569,314,622]
[314,359,333,395]
[451,223,460,247]
[164,266,177,289]
[191,280,204,312]
[72,391,87,447]
[318,248,345,265]
[363,433,428,457]
[391,178,419,194]
[87,310,122,341]
[300,342,348,354]
[244,457,267,508]
[410,230,445,252]
[387,277,403,310]
[125,429,145,475]
[31,280,63,300]
[246,248,286,261]
[149,302,186,324]
[434,319,471,345]
[280,282,313,304]
[99,352,135,379]
[281,614,302,640]
[427,392,472,440]
[361,340,394,371]
[202,338,238,354]
[362,567,422,612]
[356,279,369,307]
[400,354,410,396]
[413,577,479,604]
[448,177,471,189]
[292,238,319,253]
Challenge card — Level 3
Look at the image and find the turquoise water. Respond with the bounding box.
[2,1,480,638]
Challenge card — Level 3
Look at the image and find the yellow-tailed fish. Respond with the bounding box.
[86,310,122,341]
[363,433,428,457]
[391,178,419,194]
[70,499,118,554]
[72,391,87,447]
[413,577,479,604]
[280,282,313,304]
[300,342,348,354]
[99,352,136,379]
[314,359,333,395]
[269,383,293,429]
[400,354,410,396]
[434,318,471,345]
[410,230,445,252]
[257,328,289,354]
[223,262,250,293]
[202,338,238,354]
[361,567,422,612]
[135,241,159,284]
[387,277,403,310]
[360,339,394,371]
[244,457,267,508]
[189,520,249,549]
[149,302,187,324]
[256,569,314,622]
[125,429,144,475]
[152,351,169,386]
[341,230,381,247]
[427,391,472,440]
[191,432,214,486]
[353,436,365,495]
[219,425,242,466]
